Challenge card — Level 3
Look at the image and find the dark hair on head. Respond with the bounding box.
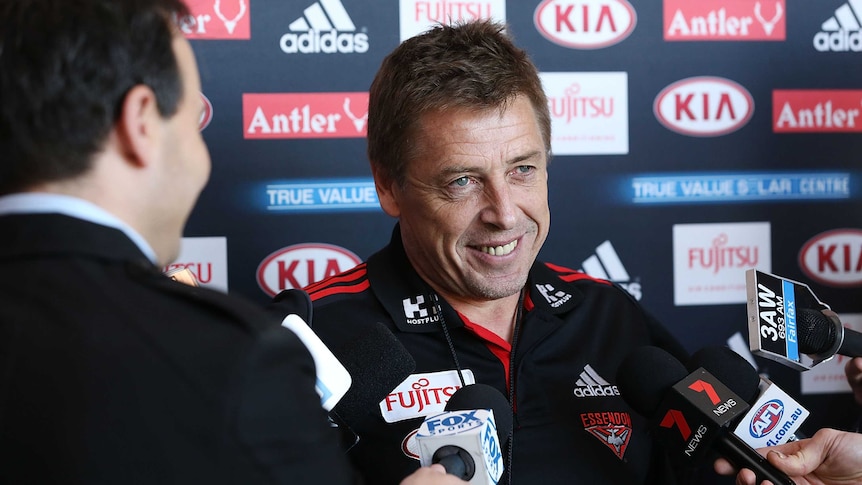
[367,20,550,186]
[0,0,190,194]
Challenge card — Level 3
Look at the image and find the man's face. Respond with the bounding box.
[378,96,550,303]
[155,35,211,263]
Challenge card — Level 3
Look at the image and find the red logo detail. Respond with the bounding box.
[534,0,637,50]
[243,92,369,139]
[689,380,721,405]
[199,92,213,131]
[663,0,785,41]
[256,243,361,296]
[773,90,862,133]
[180,0,250,40]
[654,76,753,137]
[660,409,691,440]
[401,428,421,460]
[799,229,862,287]
[585,425,632,459]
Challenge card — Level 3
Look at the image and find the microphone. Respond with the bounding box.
[798,307,862,358]
[686,346,809,448]
[616,346,796,485]
[280,314,351,412]
[415,384,511,484]
[329,322,417,450]
[745,269,839,370]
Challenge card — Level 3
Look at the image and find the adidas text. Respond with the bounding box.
[814,30,862,51]
[574,385,620,398]
[280,30,369,54]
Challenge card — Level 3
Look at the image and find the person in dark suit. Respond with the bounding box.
[0,1,464,484]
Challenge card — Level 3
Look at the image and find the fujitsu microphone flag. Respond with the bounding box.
[746,269,845,370]
[617,346,796,485]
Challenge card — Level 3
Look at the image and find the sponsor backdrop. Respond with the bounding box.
[175,0,862,452]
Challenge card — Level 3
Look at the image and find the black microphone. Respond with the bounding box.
[798,308,862,358]
[617,346,796,485]
[329,322,416,450]
[415,384,511,483]
[687,346,809,447]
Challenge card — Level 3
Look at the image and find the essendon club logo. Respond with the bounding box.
[773,90,862,133]
[654,76,754,137]
[534,0,637,49]
[581,412,632,459]
[243,93,369,139]
[664,0,785,41]
[180,0,250,40]
[256,243,361,296]
[799,229,862,287]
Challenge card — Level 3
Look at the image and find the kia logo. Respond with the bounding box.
[199,92,213,131]
[256,243,362,296]
[654,76,754,137]
[534,0,636,49]
[799,229,862,287]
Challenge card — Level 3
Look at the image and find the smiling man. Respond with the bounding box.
[297,20,689,485]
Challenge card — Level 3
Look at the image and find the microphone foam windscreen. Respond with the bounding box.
[798,308,836,354]
[331,322,416,426]
[685,346,760,404]
[616,346,688,418]
[444,383,513,443]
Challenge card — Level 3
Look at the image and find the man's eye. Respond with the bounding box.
[452,176,470,187]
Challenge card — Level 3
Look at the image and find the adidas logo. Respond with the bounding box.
[580,240,642,301]
[573,364,620,398]
[813,0,862,51]
[280,0,369,54]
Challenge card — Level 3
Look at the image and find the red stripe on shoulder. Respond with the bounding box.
[305,264,370,301]
[543,262,581,275]
[304,263,367,293]
[543,262,612,285]
[308,279,371,301]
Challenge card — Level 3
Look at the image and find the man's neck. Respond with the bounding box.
[445,290,524,343]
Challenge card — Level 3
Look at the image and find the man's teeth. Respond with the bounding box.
[480,240,517,256]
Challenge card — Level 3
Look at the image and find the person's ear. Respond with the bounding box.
[371,163,401,218]
[115,85,162,168]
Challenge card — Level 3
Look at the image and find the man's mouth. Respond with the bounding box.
[479,240,518,256]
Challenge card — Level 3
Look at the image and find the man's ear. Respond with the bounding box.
[115,84,162,168]
[371,162,401,218]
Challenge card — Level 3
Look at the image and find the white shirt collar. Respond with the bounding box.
[0,193,158,264]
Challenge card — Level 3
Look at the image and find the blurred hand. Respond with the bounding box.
[845,357,862,407]
[399,464,470,485]
[714,428,862,485]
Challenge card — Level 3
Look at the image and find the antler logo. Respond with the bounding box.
[214,0,246,34]
[754,2,783,36]
[343,97,368,132]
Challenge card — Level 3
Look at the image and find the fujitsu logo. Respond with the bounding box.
[534,0,637,49]
[163,262,214,284]
[548,82,615,122]
[688,233,760,273]
[280,0,368,54]
[412,0,494,22]
[654,76,754,137]
[799,229,862,287]
[382,378,460,414]
[198,92,213,131]
[813,1,862,52]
